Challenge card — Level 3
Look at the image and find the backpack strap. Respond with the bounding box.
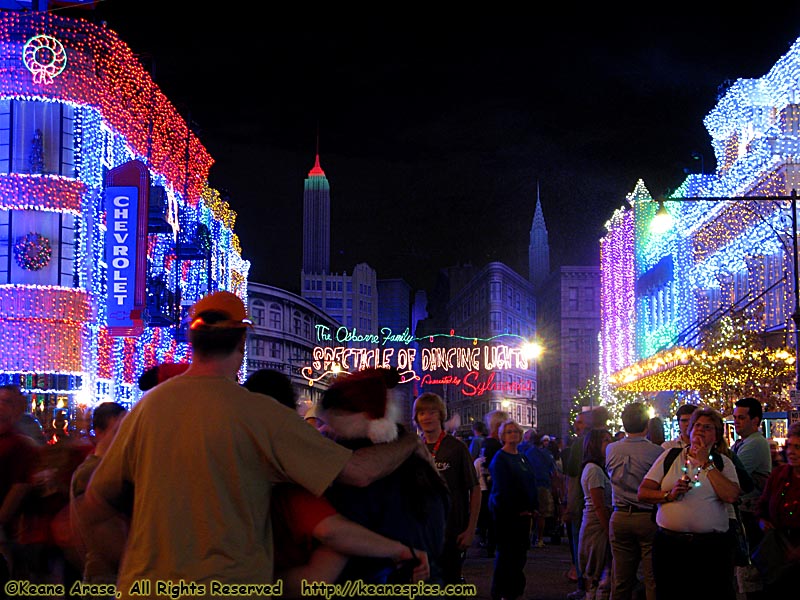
[662,447,683,476]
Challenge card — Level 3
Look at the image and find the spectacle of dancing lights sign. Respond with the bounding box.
[302,325,534,397]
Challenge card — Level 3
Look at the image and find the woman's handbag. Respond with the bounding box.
[751,528,790,585]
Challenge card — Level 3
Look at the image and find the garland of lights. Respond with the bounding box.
[0,12,250,418]
[13,232,52,271]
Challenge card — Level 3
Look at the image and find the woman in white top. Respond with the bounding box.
[578,428,614,600]
[638,407,740,600]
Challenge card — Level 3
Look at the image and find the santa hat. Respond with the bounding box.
[138,362,189,391]
[321,367,401,443]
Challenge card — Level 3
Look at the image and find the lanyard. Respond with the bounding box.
[428,430,446,459]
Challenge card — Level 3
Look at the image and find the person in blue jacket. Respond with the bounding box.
[488,419,539,600]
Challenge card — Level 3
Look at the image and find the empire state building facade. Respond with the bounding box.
[302,154,330,274]
[300,153,378,342]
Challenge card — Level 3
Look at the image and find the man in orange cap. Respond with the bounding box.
[80,290,422,596]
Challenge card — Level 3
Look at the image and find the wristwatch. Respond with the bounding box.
[704,462,716,473]
[662,491,671,503]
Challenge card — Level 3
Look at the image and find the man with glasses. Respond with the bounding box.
[662,404,697,450]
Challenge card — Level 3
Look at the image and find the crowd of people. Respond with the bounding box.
[561,400,799,600]
[1,291,798,600]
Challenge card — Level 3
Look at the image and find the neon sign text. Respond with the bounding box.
[315,325,414,346]
[418,371,533,397]
[312,346,417,372]
[420,345,529,372]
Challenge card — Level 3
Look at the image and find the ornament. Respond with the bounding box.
[14,232,53,271]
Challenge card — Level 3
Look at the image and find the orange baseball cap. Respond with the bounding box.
[189,291,252,329]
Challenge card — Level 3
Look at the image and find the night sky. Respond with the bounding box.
[84,3,800,294]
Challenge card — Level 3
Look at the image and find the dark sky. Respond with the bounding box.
[84,3,800,294]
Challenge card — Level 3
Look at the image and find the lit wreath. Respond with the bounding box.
[14,232,52,271]
[22,34,67,85]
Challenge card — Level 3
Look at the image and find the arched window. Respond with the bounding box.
[251,299,266,326]
[303,315,312,339]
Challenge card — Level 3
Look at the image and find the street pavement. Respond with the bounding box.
[461,537,576,600]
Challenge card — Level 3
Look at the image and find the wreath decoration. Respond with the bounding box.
[14,232,53,271]
[22,34,68,85]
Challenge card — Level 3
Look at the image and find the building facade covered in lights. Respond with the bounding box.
[0,10,248,430]
[600,36,800,418]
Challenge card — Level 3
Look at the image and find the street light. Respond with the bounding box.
[651,190,800,402]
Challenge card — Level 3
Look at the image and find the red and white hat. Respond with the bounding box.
[320,367,401,443]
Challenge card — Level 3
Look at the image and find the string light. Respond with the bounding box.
[0,11,250,422]
[603,35,800,415]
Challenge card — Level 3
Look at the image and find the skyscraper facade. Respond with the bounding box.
[529,187,550,290]
[302,154,330,274]
[300,153,379,346]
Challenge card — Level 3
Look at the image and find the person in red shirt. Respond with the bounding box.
[0,385,40,583]
[754,421,800,595]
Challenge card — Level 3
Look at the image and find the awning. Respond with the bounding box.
[609,346,795,392]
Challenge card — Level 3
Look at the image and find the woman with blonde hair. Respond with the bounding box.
[488,419,538,600]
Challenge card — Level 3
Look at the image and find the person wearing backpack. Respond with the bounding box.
[638,407,741,600]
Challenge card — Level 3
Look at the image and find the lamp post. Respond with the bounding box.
[652,190,800,401]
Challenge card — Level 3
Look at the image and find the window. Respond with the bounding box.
[0,209,75,286]
[568,363,580,389]
[567,287,579,312]
[490,281,501,301]
[251,300,266,326]
[270,342,282,359]
[582,287,595,312]
[0,99,75,176]
[269,304,281,329]
[326,298,342,310]
[253,338,266,356]
[304,316,311,338]
[568,328,579,353]
[490,311,500,331]
[293,311,301,335]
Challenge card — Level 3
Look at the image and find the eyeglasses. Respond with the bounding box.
[692,423,715,432]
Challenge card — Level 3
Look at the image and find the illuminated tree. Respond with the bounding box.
[694,307,794,413]
[570,375,640,434]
